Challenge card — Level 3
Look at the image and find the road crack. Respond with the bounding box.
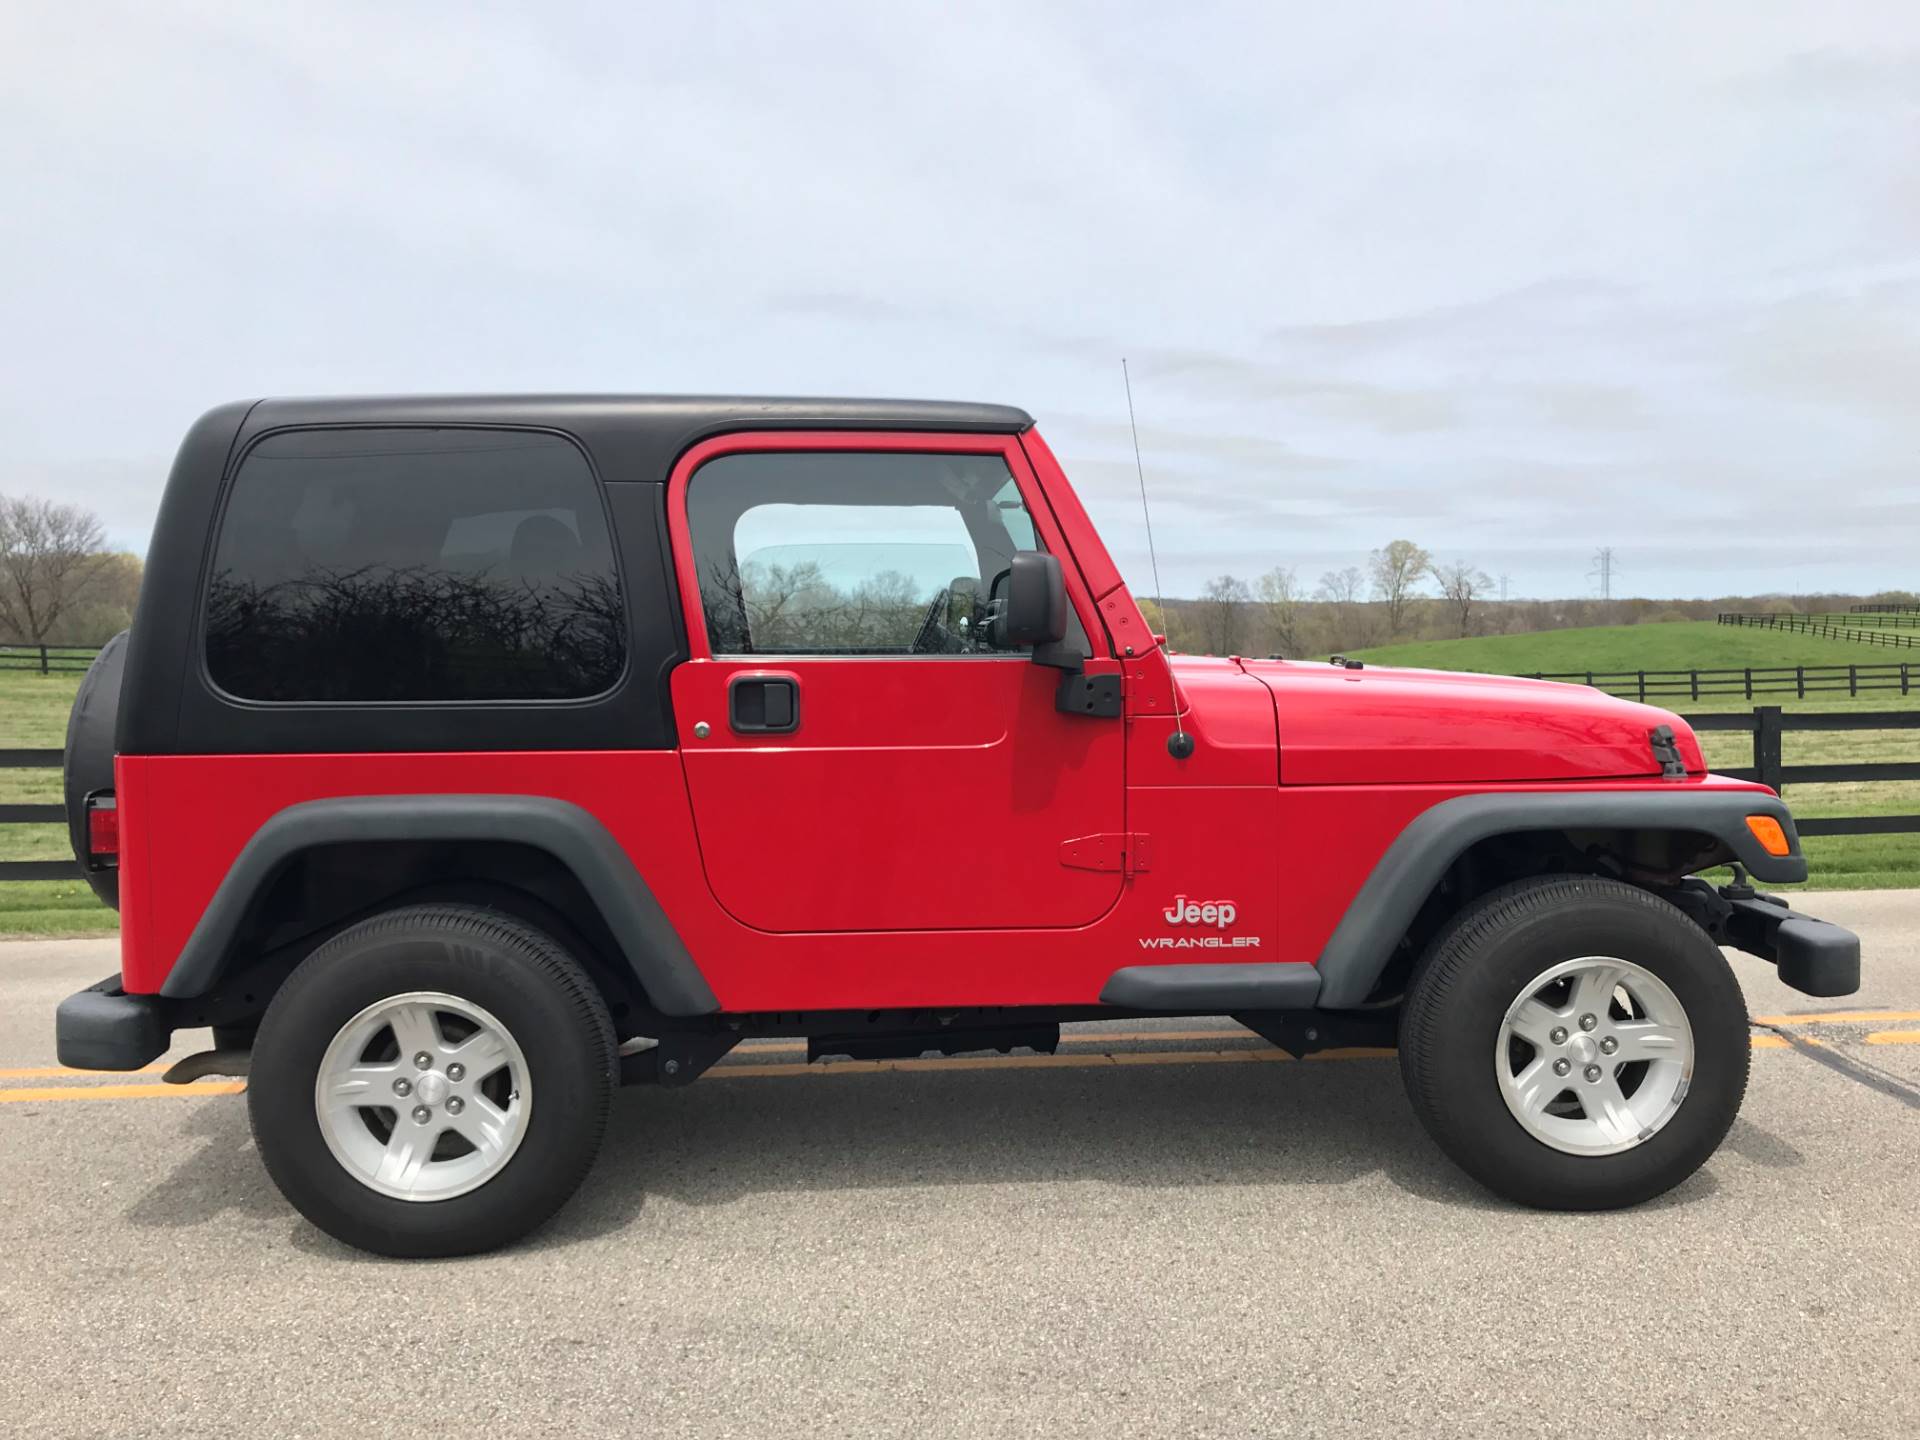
[1751,1021,1920,1111]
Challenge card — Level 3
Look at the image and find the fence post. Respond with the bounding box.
[1796,665,1805,699]
[1690,669,1699,702]
[1905,662,1911,696]
[1754,705,1784,795]
[1850,664,1858,697]
[38,645,48,676]
[1744,666,1752,699]
[1637,670,1645,702]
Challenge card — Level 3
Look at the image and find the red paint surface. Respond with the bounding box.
[1237,658,1707,786]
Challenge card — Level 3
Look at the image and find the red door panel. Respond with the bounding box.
[665,429,1128,937]
[673,655,1125,933]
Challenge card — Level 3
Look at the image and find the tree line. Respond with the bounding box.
[0,495,142,648]
[1145,537,1917,659]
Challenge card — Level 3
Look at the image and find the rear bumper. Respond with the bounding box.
[55,975,171,1071]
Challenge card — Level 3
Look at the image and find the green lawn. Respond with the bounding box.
[0,670,110,937]
[1350,620,1919,677]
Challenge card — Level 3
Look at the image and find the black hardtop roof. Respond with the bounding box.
[236,393,1033,485]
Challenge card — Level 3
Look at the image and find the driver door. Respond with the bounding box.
[668,432,1126,934]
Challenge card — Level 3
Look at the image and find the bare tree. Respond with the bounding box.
[0,495,111,645]
[1430,558,1493,638]
[1196,573,1251,654]
[1315,566,1370,652]
[1256,565,1302,657]
[1368,538,1432,639]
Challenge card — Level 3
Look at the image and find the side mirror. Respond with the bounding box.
[998,551,1067,650]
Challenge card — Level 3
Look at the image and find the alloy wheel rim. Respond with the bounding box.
[1494,956,1694,1157]
[313,991,532,1201]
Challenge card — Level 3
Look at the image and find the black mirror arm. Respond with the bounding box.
[1030,638,1086,672]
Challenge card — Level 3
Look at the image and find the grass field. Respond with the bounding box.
[5,624,1915,936]
[1351,620,1920,676]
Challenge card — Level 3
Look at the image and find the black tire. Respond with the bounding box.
[62,629,129,909]
[248,903,617,1257]
[1398,875,1749,1210]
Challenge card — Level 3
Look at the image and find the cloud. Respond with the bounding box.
[1,1,1916,600]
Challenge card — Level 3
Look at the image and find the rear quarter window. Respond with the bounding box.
[204,427,625,702]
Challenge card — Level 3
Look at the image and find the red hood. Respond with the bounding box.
[1191,657,1705,786]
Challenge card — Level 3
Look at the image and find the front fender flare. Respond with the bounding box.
[1312,788,1806,1009]
[157,794,719,1016]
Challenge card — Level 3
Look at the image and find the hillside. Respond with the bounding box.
[1347,621,1900,675]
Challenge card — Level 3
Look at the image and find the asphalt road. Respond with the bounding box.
[3,892,1918,1438]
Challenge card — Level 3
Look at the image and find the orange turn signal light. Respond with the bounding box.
[1745,815,1791,857]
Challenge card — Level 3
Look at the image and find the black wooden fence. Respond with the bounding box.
[1677,707,1920,837]
[0,748,74,880]
[0,644,101,674]
[1714,613,1920,649]
[1725,611,1920,630]
[1526,661,1914,702]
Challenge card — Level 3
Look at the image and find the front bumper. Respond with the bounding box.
[1671,879,1861,998]
[56,975,171,1071]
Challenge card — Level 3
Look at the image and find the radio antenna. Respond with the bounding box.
[1122,358,1193,759]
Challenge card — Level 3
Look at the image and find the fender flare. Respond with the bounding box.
[157,794,719,1016]
[1312,789,1807,1009]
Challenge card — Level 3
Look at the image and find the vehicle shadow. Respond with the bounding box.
[543,1053,1726,1247]
[123,1095,290,1230]
[124,1050,1757,1255]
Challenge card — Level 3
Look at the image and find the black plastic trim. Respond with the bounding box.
[1723,896,1861,997]
[156,795,718,1016]
[1100,962,1322,1010]
[56,975,170,1071]
[1313,789,1810,1009]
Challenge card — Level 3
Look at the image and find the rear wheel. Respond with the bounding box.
[1398,876,1748,1209]
[248,904,616,1257]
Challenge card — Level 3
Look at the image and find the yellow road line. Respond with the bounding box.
[0,1081,246,1104]
[1752,1010,1920,1026]
[1864,1030,1920,1046]
[0,1063,167,1081]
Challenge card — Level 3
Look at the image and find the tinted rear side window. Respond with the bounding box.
[205,428,625,702]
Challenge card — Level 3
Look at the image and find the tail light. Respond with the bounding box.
[85,792,118,868]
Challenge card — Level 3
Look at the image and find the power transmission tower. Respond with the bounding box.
[1499,573,1511,603]
[1588,548,1617,601]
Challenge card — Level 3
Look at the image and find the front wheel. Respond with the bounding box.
[1398,876,1749,1210]
[248,904,617,1257]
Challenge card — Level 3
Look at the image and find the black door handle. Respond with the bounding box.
[728,675,799,734]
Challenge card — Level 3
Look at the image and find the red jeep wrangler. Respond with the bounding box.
[58,396,1861,1256]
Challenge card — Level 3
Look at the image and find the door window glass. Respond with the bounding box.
[687,451,1061,656]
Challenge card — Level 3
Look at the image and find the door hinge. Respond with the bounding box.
[1058,833,1153,875]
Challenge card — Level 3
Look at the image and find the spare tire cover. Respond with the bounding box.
[63,629,128,909]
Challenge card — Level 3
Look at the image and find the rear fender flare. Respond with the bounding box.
[156,794,718,1015]
[1312,789,1806,1009]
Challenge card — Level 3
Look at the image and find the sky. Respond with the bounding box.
[2,1,1917,600]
